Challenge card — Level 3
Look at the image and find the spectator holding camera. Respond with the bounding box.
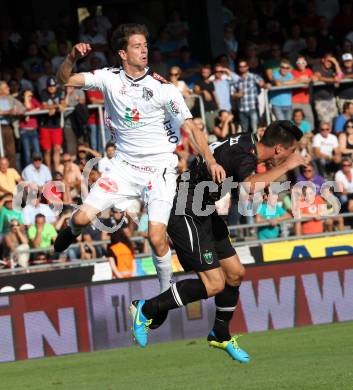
[313,54,342,123]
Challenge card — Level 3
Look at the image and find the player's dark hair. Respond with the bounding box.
[111,23,149,52]
[260,120,302,148]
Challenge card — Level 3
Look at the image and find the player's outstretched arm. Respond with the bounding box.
[244,153,308,192]
[183,119,226,183]
[56,43,92,87]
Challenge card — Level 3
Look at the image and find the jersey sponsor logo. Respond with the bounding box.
[142,87,153,101]
[164,119,179,143]
[203,250,214,264]
[167,100,180,116]
[97,177,119,193]
[130,83,139,87]
[152,72,168,84]
[124,107,145,128]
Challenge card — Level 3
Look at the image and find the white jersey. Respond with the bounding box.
[83,67,192,167]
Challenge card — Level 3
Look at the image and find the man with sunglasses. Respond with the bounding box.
[313,122,341,176]
[269,59,298,121]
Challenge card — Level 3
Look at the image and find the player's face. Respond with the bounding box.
[122,34,148,69]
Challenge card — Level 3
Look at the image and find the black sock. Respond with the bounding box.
[212,284,240,341]
[142,278,208,319]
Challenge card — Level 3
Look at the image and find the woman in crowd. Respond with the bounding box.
[168,66,191,98]
[292,108,312,137]
[338,119,353,158]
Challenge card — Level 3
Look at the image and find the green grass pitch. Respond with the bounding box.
[1,321,353,390]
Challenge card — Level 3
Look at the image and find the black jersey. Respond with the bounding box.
[179,133,258,208]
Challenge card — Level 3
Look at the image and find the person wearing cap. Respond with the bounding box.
[0,194,24,234]
[39,76,66,171]
[338,52,353,112]
[22,153,52,188]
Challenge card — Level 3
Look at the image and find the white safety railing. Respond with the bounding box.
[263,78,353,125]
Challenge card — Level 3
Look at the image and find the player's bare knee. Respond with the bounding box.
[225,264,245,286]
[204,272,225,297]
[148,230,167,255]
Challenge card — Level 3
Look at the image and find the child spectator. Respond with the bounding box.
[108,229,136,278]
[256,187,291,240]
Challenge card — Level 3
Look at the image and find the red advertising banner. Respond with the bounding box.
[0,288,90,362]
[231,256,353,333]
[1,256,352,362]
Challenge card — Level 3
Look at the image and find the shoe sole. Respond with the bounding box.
[129,304,137,345]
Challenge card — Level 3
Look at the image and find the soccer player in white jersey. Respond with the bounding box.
[54,24,225,298]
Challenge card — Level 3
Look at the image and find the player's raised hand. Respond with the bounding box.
[284,153,307,171]
[207,161,226,183]
[70,43,92,61]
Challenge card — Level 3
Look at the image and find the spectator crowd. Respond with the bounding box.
[1,0,353,273]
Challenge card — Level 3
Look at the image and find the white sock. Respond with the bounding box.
[152,248,174,293]
[69,216,82,236]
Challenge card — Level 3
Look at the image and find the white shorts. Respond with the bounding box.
[83,156,178,225]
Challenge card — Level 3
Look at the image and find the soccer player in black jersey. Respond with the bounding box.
[130,120,306,361]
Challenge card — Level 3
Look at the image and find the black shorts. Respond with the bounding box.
[167,210,236,273]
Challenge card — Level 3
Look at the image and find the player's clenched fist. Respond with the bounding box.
[69,43,92,61]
